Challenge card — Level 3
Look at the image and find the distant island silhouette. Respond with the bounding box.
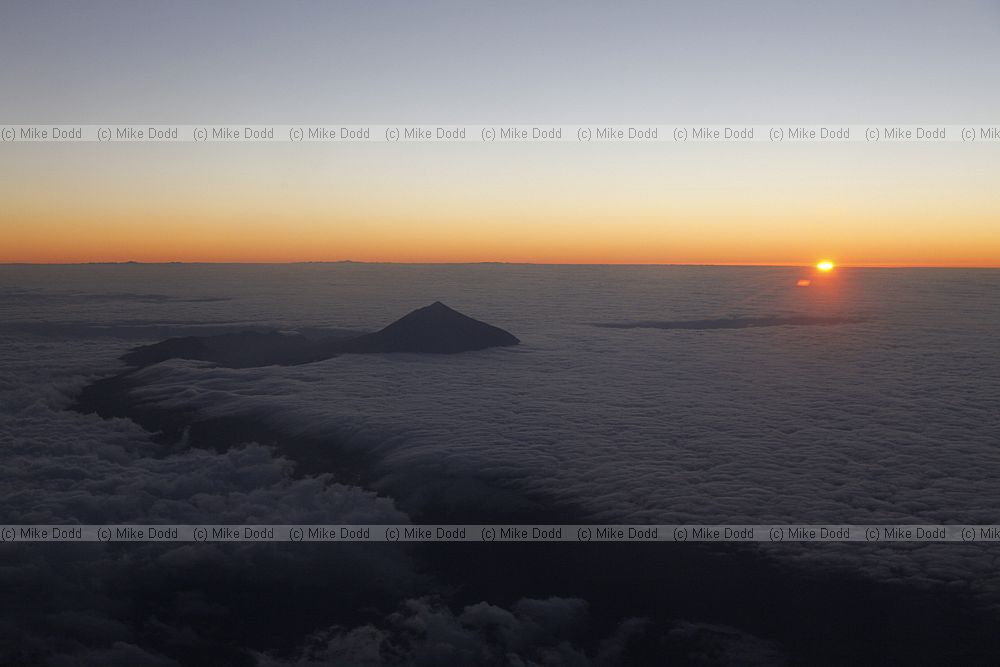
[122,301,519,368]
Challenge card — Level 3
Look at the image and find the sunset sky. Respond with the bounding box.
[3,0,999,266]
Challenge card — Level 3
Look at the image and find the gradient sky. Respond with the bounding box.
[2,0,999,265]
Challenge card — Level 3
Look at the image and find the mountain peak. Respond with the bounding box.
[120,302,520,368]
[332,302,519,354]
[414,300,453,314]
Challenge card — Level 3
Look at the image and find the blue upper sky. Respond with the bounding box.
[4,0,1000,123]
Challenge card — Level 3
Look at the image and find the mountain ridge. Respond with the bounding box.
[121,301,519,368]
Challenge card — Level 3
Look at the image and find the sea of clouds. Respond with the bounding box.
[2,264,999,663]
[0,295,428,664]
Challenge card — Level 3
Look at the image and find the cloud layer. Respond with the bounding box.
[4,264,1000,663]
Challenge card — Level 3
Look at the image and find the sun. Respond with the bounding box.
[816,260,835,272]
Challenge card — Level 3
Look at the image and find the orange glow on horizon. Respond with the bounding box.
[2,211,998,267]
[4,137,1000,267]
[4,197,998,267]
[2,233,999,268]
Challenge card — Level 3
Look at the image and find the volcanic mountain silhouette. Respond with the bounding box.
[121,301,519,368]
[324,301,519,354]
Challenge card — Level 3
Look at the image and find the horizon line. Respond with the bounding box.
[2,260,999,269]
